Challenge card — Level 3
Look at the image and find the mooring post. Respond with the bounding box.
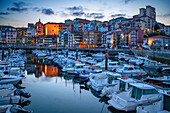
[105,48,108,71]
[2,46,4,60]
[76,49,78,61]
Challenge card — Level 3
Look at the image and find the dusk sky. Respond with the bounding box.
[0,0,170,27]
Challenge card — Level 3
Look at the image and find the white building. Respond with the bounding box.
[6,28,17,44]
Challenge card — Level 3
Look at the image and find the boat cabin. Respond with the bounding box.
[129,83,159,100]
[117,77,136,92]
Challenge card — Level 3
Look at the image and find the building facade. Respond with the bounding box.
[6,28,17,44]
[45,23,63,35]
[35,19,43,35]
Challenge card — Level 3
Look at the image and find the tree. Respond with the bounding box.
[154,23,160,32]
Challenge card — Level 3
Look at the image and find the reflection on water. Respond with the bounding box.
[23,55,112,113]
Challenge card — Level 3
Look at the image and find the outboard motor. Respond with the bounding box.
[14,89,31,98]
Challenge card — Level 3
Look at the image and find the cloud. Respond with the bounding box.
[157,13,170,18]
[85,13,105,19]
[110,14,126,18]
[66,6,83,12]
[7,7,28,12]
[42,8,54,15]
[124,0,136,4]
[65,6,85,17]
[13,1,28,8]
[72,11,84,16]
[33,7,41,12]
[0,12,10,15]
[7,1,29,12]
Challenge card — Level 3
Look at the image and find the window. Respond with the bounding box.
[131,86,142,100]
[143,89,158,95]
[128,68,134,70]
[119,81,126,92]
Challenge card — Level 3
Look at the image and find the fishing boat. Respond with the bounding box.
[108,83,162,112]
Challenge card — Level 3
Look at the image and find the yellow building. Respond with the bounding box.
[45,23,63,35]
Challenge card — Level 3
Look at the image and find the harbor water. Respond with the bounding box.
[15,54,169,113]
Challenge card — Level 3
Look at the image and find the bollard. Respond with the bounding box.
[105,54,108,70]
[76,49,78,61]
[2,47,4,60]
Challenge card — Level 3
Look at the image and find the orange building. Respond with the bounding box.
[45,23,63,35]
[35,19,43,35]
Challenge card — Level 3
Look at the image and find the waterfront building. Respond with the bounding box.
[35,19,43,35]
[147,35,170,50]
[0,25,14,43]
[65,19,73,25]
[121,28,145,47]
[137,5,156,33]
[68,34,75,48]
[16,27,27,45]
[45,22,63,35]
[83,30,102,48]
[6,28,17,44]
[97,24,108,33]
[73,18,90,33]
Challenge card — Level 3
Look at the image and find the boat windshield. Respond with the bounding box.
[119,80,126,92]
[143,89,158,95]
[131,86,142,100]
[123,67,128,71]
[0,67,4,70]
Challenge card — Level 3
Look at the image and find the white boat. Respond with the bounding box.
[37,52,47,58]
[88,71,109,91]
[0,84,15,97]
[116,64,147,77]
[143,60,168,68]
[62,63,87,74]
[136,57,148,66]
[0,72,25,84]
[108,83,162,112]
[78,54,86,62]
[100,61,120,71]
[136,100,164,113]
[115,53,125,60]
[101,77,136,98]
[8,67,25,76]
[0,104,32,113]
[92,53,105,61]
[0,95,20,105]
